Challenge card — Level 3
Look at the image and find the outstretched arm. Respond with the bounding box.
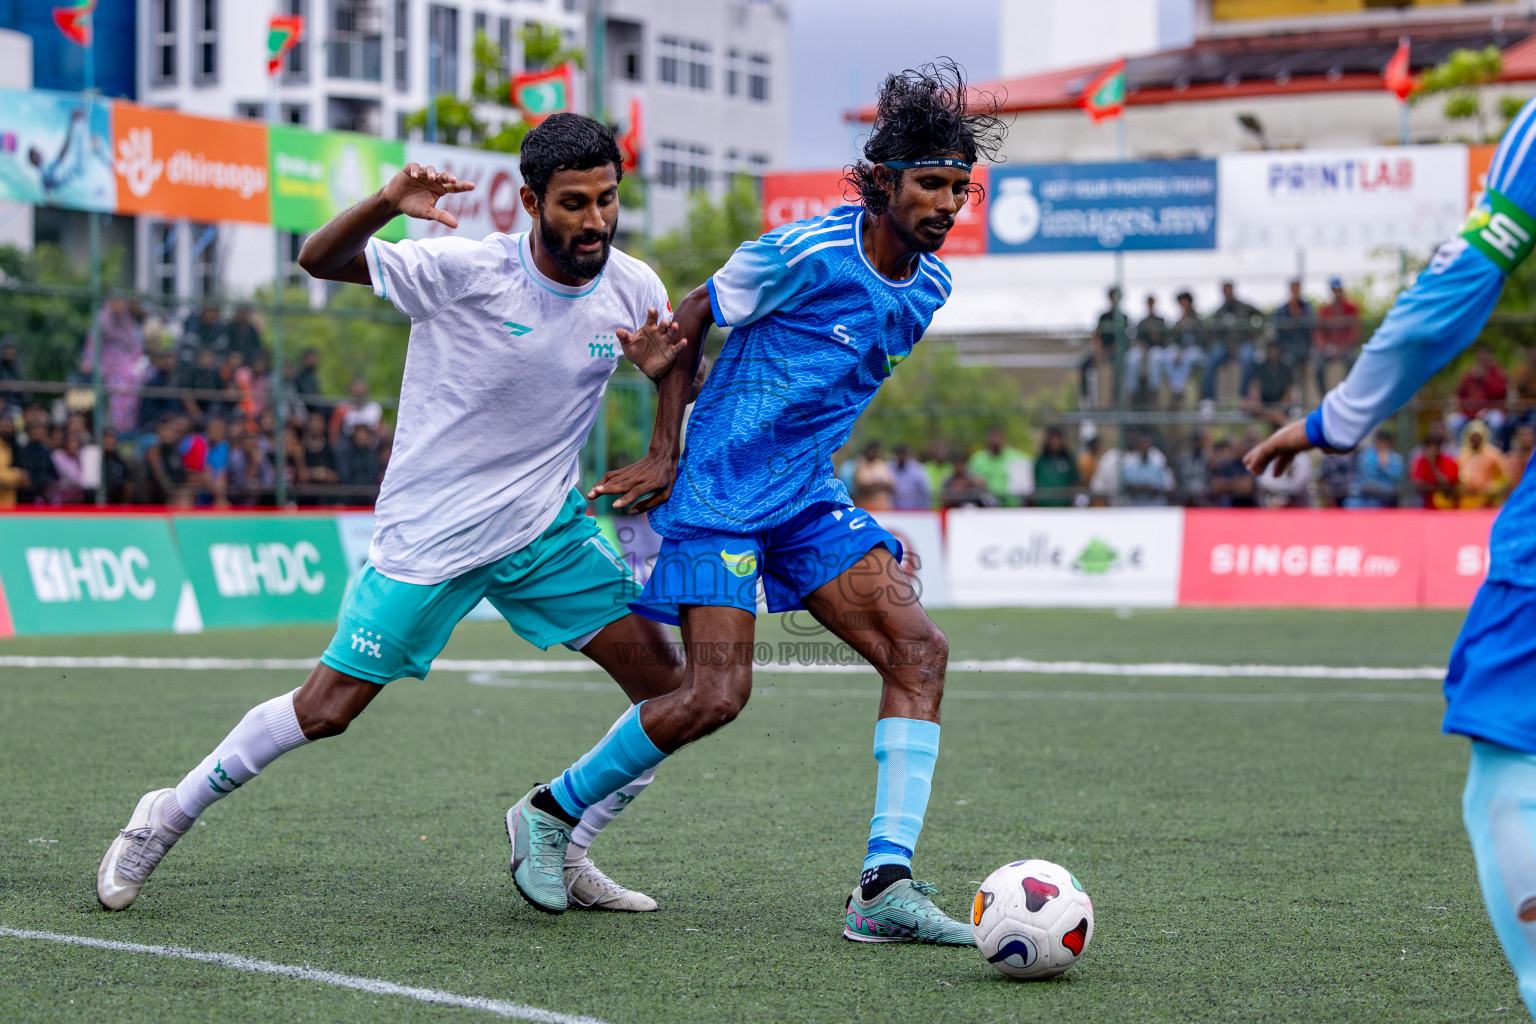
[588,284,713,513]
[298,163,474,286]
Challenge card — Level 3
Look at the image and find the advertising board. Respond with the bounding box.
[269,125,405,239]
[1420,510,1497,609]
[404,141,530,241]
[0,86,114,212]
[111,103,269,224]
[870,510,949,608]
[173,515,351,628]
[761,166,989,255]
[946,508,1185,607]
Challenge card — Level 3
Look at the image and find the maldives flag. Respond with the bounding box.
[267,15,304,75]
[1384,36,1414,101]
[619,96,642,173]
[511,65,575,125]
[1079,58,1127,123]
[52,0,94,47]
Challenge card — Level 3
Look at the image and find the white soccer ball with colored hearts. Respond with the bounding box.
[971,858,1093,980]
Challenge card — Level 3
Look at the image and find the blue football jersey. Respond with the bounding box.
[649,205,951,538]
[1306,94,1536,589]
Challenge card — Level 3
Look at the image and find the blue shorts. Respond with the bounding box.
[631,502,902,625]
[1445,580,1536,754]
[321,489,638,684]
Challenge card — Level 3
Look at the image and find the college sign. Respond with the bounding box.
[0,515,187,635]
[173,515,350,627]
[986,160,1218,254]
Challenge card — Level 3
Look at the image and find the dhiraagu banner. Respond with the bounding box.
[269,125,406,240]
[173,515,350,627]
[0,515,188,635]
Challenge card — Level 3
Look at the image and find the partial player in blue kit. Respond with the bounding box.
[1246,93,1536,1019]
[505,61,1009,942]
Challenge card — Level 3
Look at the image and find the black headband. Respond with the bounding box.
[880,158,972,170]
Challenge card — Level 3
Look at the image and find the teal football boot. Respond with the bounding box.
[507,787,573,914]
[843,878,975,945]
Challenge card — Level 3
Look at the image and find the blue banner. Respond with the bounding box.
[986,159,1218,254]
[0,87,115,213]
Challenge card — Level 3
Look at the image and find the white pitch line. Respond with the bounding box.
[0,654,1446,682]
[0,927,611,1024]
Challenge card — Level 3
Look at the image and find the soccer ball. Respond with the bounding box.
[971,859,1093,980]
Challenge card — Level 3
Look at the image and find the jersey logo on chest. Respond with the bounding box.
[503,321,533,337]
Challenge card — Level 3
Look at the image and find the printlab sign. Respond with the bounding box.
[987,159,1218,254]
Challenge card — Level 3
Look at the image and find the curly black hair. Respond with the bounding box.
[520,112,624,201]
[845,59,1006,217]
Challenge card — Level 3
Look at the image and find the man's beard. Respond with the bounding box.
[891,212,953,255]
[539,215,614,281]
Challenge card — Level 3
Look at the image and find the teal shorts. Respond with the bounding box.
[321,489,638,684]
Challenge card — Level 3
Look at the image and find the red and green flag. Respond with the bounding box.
[1079,58,1127,123]
[267,15,305,75]
[619,96,642,173]
[52,0,95,47]
[511,64,575,125]
[1384,36,1415,102]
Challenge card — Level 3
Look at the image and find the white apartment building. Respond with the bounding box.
[131,0,787,299]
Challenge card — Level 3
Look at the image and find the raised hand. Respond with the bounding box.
[1243,418,1319,478]
[616,308,686,381]
[382,163,476,229]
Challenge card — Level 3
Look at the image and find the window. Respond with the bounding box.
[687,144,710,190]
[610,20,643,83]
[152,222,177,298]
[473,11,486,38]
[279,232,306,288]
[394,0,409,90]
[152,0,176,86]
[657,35,680,86]
[283,0,309,83]
[329,0,383,81]
[498,17,513,84]
[192,223,219,299]
[725,48,740,97]
[283,103,309,125]
[428,4,459,95]
[687,40,711,91]
[194,0,218,84]
[234,101,266,121]
[748,53,769,102]
[657,140,680,189]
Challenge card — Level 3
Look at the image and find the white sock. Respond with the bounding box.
[169,690,310,827]
[568,767,656,863]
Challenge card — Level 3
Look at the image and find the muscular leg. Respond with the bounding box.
[801,546,948,890]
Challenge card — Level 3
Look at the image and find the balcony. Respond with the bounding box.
[327,38,383,82]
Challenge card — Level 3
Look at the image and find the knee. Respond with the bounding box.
[293,694,355,740]
[883,625,948,696]
[686,674,751,732]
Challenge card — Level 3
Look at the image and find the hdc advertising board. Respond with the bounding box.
[173,515,351,628]
[111,103,270,225]
[986,160,1218,254]
[946,508,1185,607]
[760,166,990,255]
[404,142,530,241]
[1217,146,1468,250]
[0,515,187,635]
[269,125,406,239]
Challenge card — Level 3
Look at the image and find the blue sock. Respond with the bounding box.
[864,717,941,872]
[548,704,667,820]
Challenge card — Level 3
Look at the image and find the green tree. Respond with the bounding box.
[855,344,1043,457]
[1415,46,1526,142]
[645,174,762,300]
[520,21,584,73]
[0,243,126,383]
[259,283,410,409]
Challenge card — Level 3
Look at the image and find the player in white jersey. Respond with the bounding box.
[97,114,689,915]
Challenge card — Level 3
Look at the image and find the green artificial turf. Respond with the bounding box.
[1,607,1518,1023]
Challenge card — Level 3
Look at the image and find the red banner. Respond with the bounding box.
[760,166,989,255]
[1179,509,1423,608]
[1420,510,1497,608]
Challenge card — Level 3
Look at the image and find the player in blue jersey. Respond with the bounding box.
[503,62,1007,941]
[1246,95,1536,1018]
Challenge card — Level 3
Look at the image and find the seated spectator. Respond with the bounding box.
[1315,452,1354,508]
[99,426,132,504]
[144,415,195,507]
[336,423,381,490]
[227,305,267,364]
[1126,294,1167,409]
[1033,427,1080,507]
[1078,434,1103,497]
[202,416,231,507]
[1458,420,1509,508]
[329,378,383,446]
[1165,291,1205,409]
[137,350,183,430]
[1117,430,1175,506]
[1272,280,1314,369]
[291,348,325,412]
[227,431,276,504]
[0,415,28,508]
[180,304,228,367]
[50,427,89,504]
[301,416,339,498]
[0,338,27,415]
[940,457,996,508]
[1313,277,1359,395]
[1202,280,1265,402]
[890,444,931,510]
[1514,347,1536,413]
[1456,344,1509,437]
[968,427,1033,506]
[1509,423,1536,491]
[1088,438,1121,506]
[16,404,57,504]
[852,441,895,510]
[1411,423,1460,509]
[96,295,146,433]
[1345,430,1403,508]
[1255,428,1312,508]
[182,348,226,423]
[921,439,950,504]
[1241,343,1295,426]
[1208,438,1257,507]
[1176,431,1213,506]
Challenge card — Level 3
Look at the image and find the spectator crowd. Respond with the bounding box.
[0,298,392,509]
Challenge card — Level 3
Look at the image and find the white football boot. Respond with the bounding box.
[563,858,658,912]
[97,788,188,911]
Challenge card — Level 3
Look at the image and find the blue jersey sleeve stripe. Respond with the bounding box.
[920,254,953,284]
[919,265,951,300]
[1496,115,1536,194]
[778,222,854,254]
[786,237,856,268]
[1492,98,1536,191]
[705,276,729,327]
[774,209,857,248]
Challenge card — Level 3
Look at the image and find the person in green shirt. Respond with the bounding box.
[967,427,1033,506]
[1033,426,1081,507]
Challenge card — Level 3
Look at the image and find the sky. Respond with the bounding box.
[785,0,1000,170]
